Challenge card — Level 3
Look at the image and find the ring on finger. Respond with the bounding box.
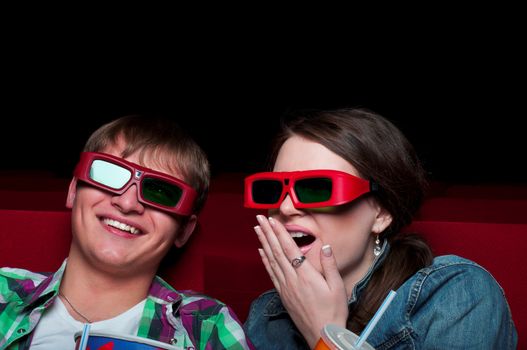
[291,255,306,268]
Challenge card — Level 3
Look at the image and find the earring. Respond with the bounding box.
[373,235,381,256]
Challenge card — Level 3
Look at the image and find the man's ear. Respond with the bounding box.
[174,214,198,248]
[66,177,78,209]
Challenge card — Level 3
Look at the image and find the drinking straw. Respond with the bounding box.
[355,290,397,348]
[79,323,91,350]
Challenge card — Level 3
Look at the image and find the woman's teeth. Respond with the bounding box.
[289,231,315,247]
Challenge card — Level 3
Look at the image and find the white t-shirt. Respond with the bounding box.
[30,297,146,349]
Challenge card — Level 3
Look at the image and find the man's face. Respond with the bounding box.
[66,141,195,276]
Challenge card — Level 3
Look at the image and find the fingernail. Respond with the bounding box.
[254,226,262,234]
[256,215,265,224]
[268,217,275,225]
[322,244,332,257]
[258,248,264,256]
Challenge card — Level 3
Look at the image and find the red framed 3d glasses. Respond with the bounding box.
[74,152,197,216]
[244,169,376,209]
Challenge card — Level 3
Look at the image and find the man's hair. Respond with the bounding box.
[83,114,210,214]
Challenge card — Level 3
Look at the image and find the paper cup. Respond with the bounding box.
[74,331,178,350]
[314,324,375,350]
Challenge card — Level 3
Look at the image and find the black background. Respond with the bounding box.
[1,27,525,184]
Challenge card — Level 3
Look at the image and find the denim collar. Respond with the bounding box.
[264,240,390,316]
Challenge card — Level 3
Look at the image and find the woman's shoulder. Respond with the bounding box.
[427,254,483,269]
[254,288,279,301]
[247,288,278,305]
[387,255,517,348]
[401,254,508,312]
[246,289,286,322]
[248,289,281,311]
[418,254,500,284]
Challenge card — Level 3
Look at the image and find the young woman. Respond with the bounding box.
[243,108,517,349]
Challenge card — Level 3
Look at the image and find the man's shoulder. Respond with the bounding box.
[0,267,50,301]
[0,266,49,281]
[151,276,229,316]
[177,289,228,314]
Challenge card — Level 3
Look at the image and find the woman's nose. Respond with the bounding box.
[277,193,303,217]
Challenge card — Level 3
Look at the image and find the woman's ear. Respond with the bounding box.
[372,206,393,234]
[174,214,198,248]
[65,177,78,209]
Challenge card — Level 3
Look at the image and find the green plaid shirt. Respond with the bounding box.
[0,261,253,350]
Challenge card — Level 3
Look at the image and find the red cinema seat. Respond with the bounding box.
[444,183,527,199]
[204,253,270,322]
[0,176,70,191]
[158,191,263,293]
[0,210,71,271]
[0,190,68,211]
[416,197,527,224]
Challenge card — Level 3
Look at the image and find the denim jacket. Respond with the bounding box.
[244,242,518,349]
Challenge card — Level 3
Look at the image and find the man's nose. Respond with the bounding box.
[111,183,145,214]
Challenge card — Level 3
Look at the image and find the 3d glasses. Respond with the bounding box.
[244,169,375,209]
[74,152,197,216]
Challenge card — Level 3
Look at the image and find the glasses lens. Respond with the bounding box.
[90,160,132,189]
[252,180,283,204]
[142,178,183,207]
[295,178,332,203]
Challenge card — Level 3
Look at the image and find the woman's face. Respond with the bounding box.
[271,135,391,289]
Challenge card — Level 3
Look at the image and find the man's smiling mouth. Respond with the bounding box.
[102,218,142,235]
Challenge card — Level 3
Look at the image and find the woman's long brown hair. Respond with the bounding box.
[271,108,434,333]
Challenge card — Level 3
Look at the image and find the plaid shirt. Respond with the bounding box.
[0,261,253,350]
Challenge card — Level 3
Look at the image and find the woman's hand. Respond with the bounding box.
[254,215,349,348]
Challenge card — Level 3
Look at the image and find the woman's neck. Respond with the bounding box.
[341,251,376,300]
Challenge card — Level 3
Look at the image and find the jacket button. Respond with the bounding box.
[170,338,177,344]
[17,328,26,334]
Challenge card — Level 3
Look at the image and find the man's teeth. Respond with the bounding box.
[103,218,141,235]
[290,231,308,238]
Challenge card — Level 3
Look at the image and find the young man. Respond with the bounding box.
[0,115,253,349]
